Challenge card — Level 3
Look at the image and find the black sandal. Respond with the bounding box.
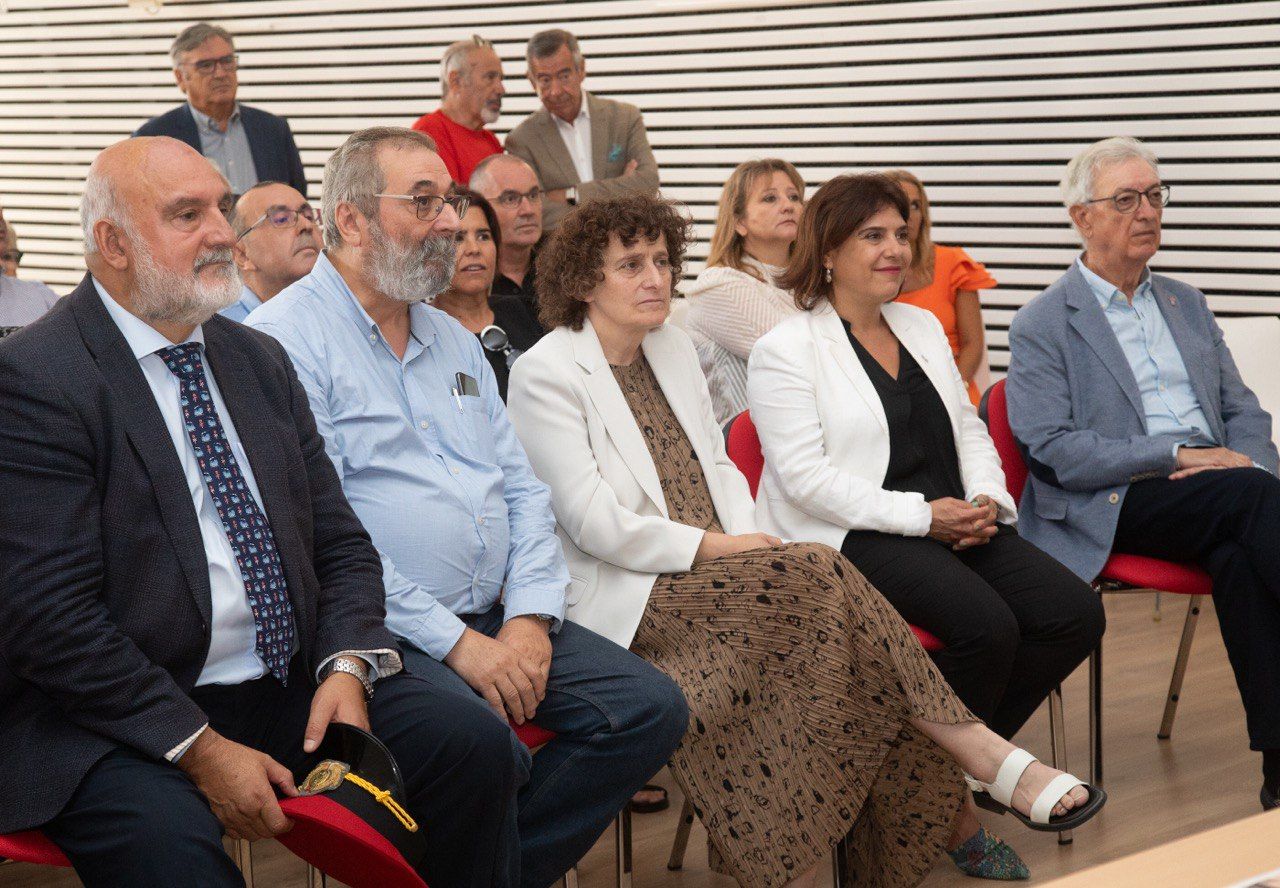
[628,784,669,814]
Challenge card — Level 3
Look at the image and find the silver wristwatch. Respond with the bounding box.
[321,656,374,700]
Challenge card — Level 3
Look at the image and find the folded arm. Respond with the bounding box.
[1005,314,1180,492]
[508,353,705,573]
[747,335,934,536]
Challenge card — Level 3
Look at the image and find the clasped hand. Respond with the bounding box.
[444,616,552,724]
[929,495,998,551]
[1171,446,1252,480]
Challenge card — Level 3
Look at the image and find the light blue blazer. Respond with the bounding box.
[1005,263,1277,581]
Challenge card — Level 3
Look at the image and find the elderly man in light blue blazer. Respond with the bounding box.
[1006,136,1280,810]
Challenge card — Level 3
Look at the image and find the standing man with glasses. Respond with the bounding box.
[136,22,308,198]
[470,153,544,311]
[222,181,321,321]
[1007,136,1280,809]
[248,127,687,888]
[412,36,506,185]
[505,29,659,232]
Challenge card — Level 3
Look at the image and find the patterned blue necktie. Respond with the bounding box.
[157,342,294,683]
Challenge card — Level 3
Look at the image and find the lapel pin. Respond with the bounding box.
[1169,295,1177,306]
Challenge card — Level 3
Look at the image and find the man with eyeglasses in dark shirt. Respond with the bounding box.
[136,22,308,198]
[470,154,544,315]
[223,182,321,322]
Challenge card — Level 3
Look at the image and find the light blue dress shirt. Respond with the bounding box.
[1077,257,1216,449]
[218,284,262,323]
[189,102,258,195]
[92,277,282,688]
[0,275,60,330]
[248,253,568,660]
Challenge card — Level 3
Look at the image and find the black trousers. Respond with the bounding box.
[841,524,1105,739]
[42,659,520,888]
[1114,467,1280,751]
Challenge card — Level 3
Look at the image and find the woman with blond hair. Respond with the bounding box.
[884,169,995,405]
[685,159,804,425]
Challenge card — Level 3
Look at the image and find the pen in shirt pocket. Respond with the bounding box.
[450,386,464,412]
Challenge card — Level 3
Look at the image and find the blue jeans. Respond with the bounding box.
[399,606,688,888]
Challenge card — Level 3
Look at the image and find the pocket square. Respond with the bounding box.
[608,143,625,162]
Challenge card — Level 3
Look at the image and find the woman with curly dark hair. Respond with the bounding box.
[506,195,1100,887]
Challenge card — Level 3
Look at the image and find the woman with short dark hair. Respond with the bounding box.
[750,174,1106,877]
[512,194,1104,888]
[431,188,542,401]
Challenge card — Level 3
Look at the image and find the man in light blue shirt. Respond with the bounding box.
[249,126,686,888]
[1007,137,1280,809]
[221,181,319,322]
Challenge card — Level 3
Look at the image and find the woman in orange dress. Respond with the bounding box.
[886,170,995,405]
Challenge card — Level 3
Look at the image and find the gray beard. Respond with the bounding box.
[132,247,241,327]
[367,222,456,305]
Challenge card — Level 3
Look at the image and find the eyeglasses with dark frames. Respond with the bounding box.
[185,53,239,76]
[492,187,543,209]
[375,193,471,222]
[1,250,22,264]
[237,204,319,241]
[1083,184,1171,214]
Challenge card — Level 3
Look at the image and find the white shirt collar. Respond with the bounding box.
[92,276,204,361]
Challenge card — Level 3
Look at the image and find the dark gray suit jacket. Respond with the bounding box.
[135,103,308,197]
[1006,263,1277,581]
[0,277,393,832]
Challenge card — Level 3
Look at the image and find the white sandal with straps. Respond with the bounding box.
[970,748,1107,833]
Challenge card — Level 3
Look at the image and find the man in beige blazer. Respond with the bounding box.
[505,29,659,231]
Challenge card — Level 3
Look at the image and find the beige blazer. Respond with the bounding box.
[504,92,660,231]
[747,300,1017,550]
[507,318,757,648]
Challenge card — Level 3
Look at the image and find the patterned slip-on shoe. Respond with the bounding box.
[947,826,1030,880]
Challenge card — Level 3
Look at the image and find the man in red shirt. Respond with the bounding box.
[412,36,504,184]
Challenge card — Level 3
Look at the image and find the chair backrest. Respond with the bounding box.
[978,379,1028,507]
[725,410,764,497]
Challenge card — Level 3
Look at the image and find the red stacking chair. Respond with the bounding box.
[0,831,71,869]
[981,379,1213,788]
[511,722,631,888]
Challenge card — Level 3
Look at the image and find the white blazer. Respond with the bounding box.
[747,300,1016,550]
[507,317,758,649]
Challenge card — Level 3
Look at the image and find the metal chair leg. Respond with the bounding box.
[1159,595,1204,740]
[614,809,633,888]
[307,864,327,887]
[1047,685,1072,846]
[230,838,255,888]
[1088,643,1103,789]
[667,797,695,870]
[832,834,851,887]
[562,866,579,888]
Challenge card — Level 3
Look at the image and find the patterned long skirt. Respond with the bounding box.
[629,542,975,887]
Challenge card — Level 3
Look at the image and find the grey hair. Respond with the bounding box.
[171,22,234,66]
[526,28,584,69]
[440,35,493,99]
[80,166,131,255]
[1060,136,1160,208]
[321,127,438,251]
[469,152,533,194]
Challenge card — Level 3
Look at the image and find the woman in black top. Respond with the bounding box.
[433,189,544,401]
[749,174,1106,879]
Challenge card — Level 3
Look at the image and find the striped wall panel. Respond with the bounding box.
[2,0,1277,370]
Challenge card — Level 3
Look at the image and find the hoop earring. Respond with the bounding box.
[824,267,832,284]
